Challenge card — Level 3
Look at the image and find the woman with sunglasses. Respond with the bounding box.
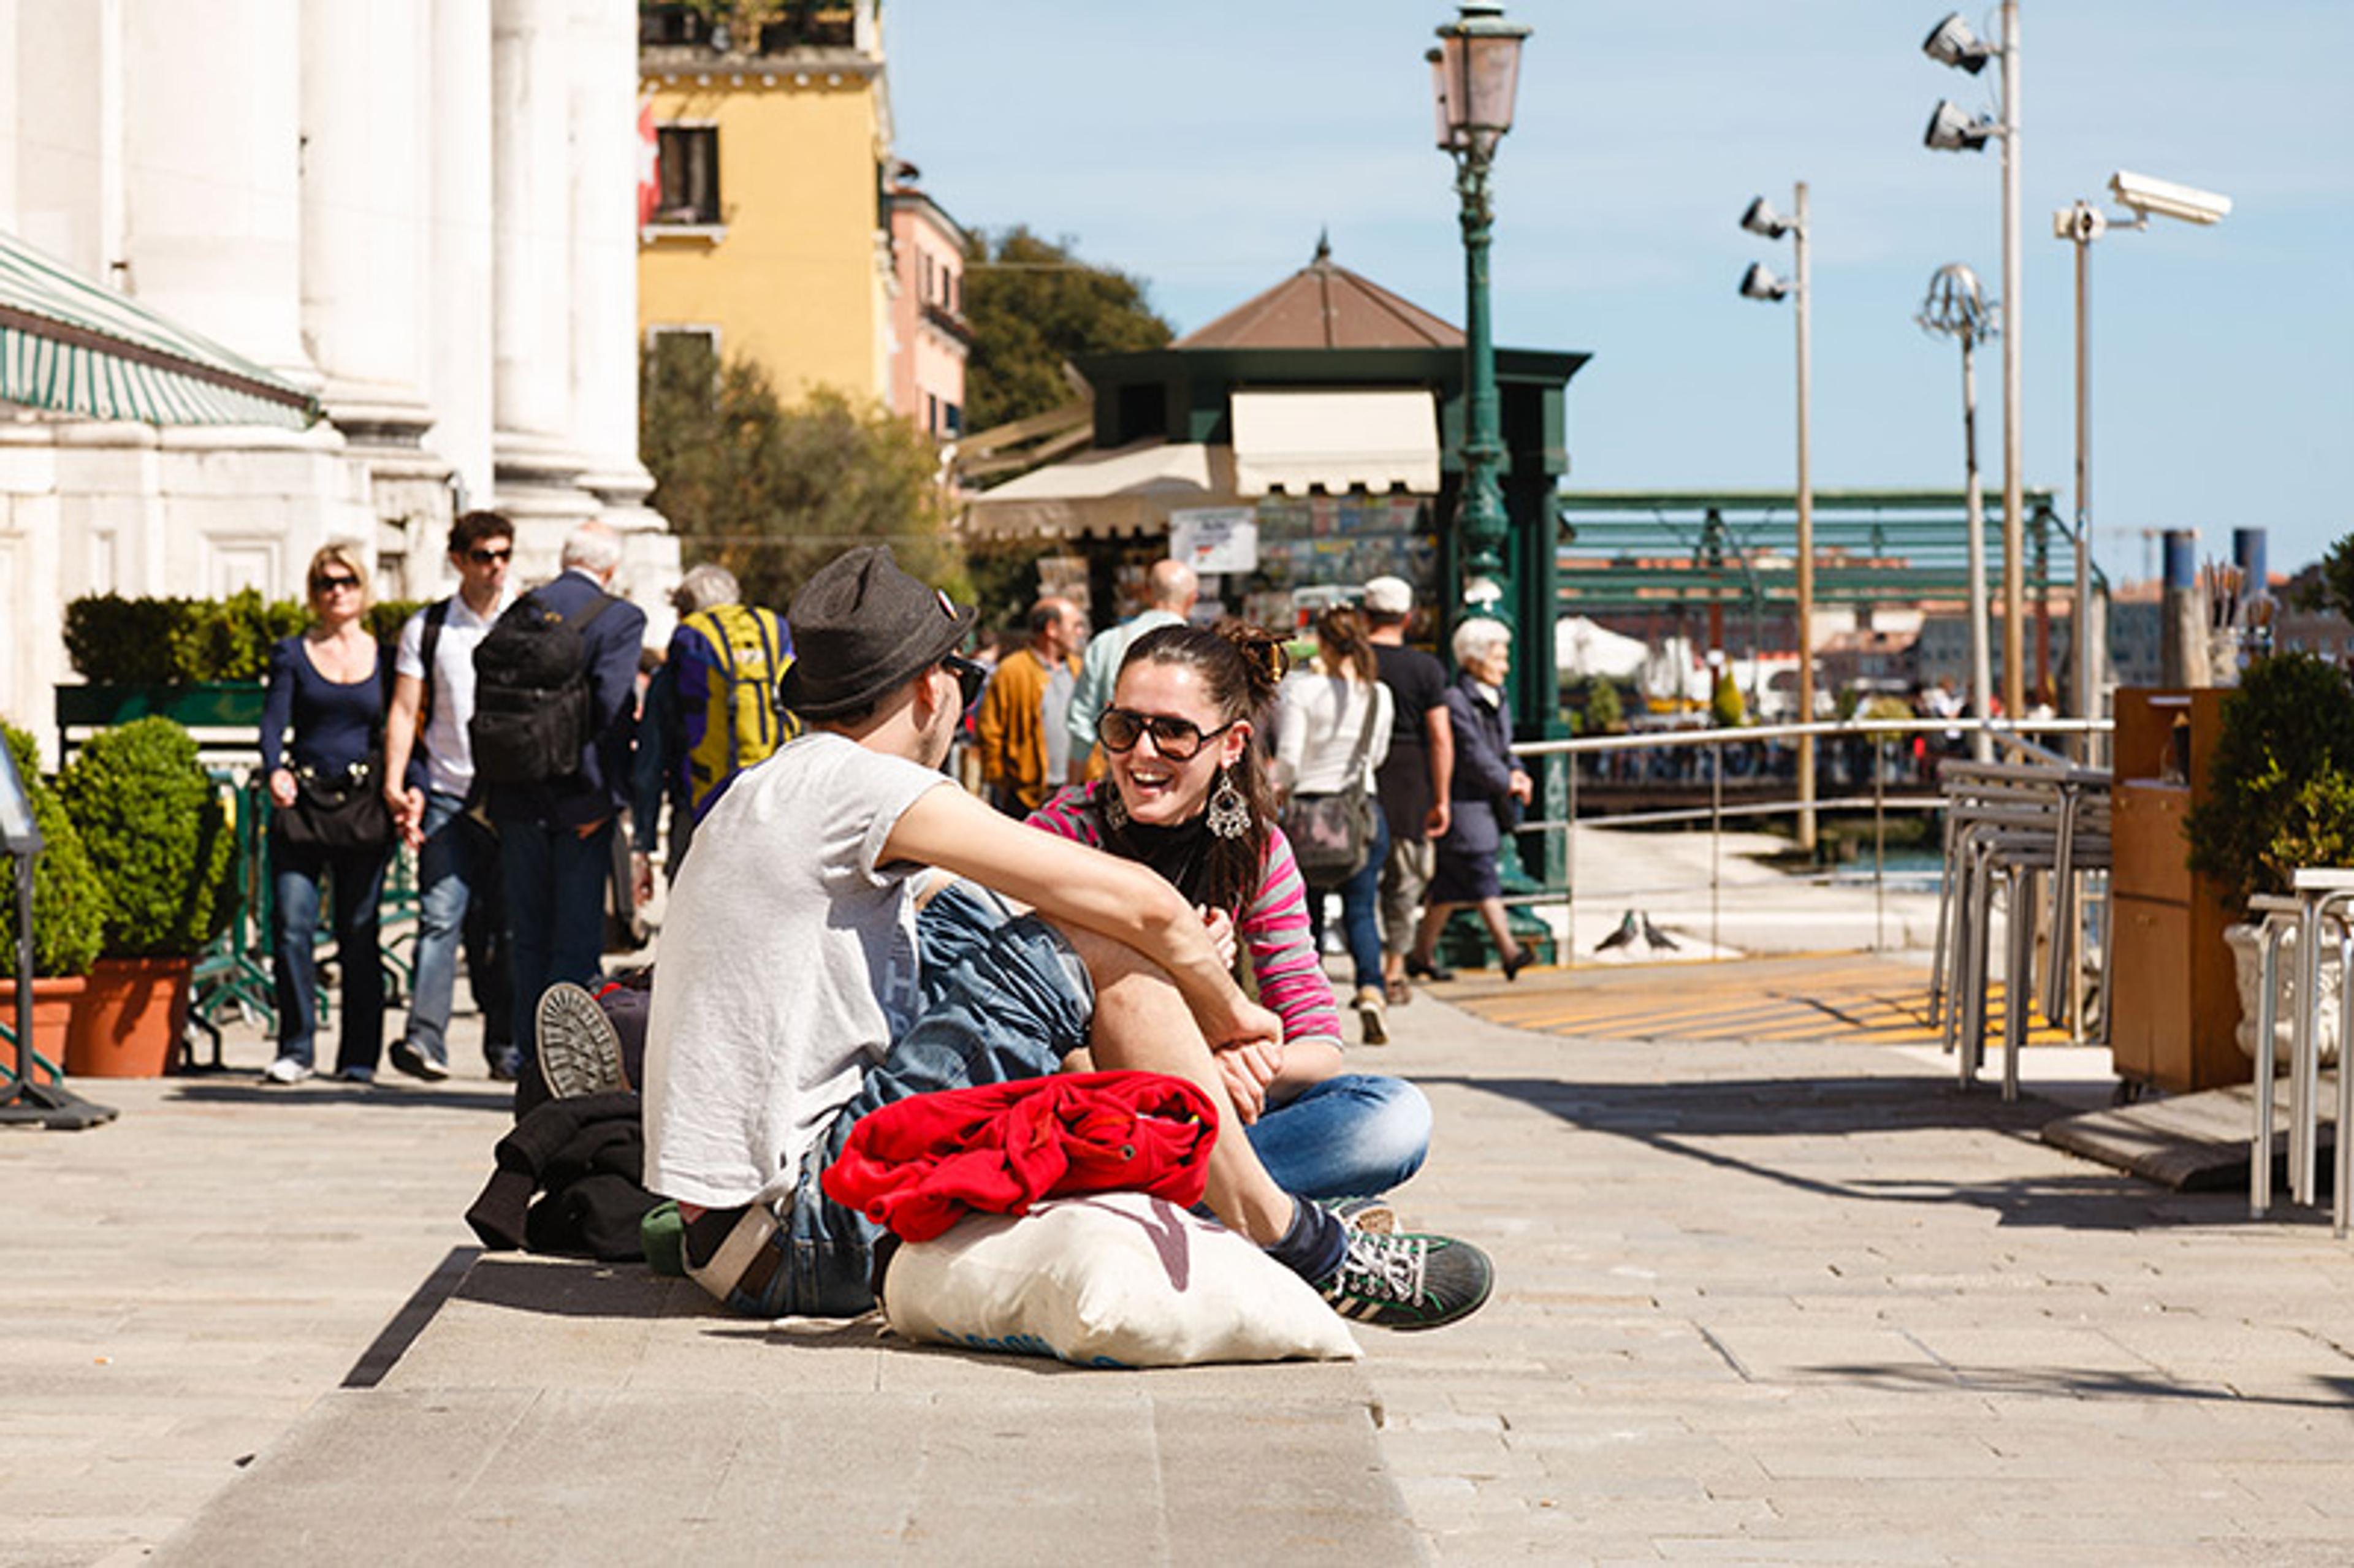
[259,543,397,1084]
[1026,621,1432,1208]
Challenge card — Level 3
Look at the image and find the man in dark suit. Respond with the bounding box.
[486,520,647,1108]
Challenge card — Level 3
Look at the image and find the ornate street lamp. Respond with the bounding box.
[1427,1,1530,620]
[1916,262,2000,763]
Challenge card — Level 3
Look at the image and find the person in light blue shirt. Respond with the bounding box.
[1064,559,1197,777]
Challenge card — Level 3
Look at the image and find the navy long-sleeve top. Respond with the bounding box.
[261,634,394,778]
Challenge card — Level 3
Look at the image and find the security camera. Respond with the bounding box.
[2109,169,2233,226]
[1739,262,1791,302]
[1740,196,1794,240]
[1922,12,1995,74]
[1924,100,1997,153]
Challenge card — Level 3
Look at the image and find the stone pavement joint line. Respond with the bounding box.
[9,961,2354,1562]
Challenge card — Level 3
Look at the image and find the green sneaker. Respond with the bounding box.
[1321,1195,1398,1235]
[1313,1228,1494,1331]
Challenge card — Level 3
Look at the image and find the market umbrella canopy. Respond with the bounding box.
[0,229,318,429]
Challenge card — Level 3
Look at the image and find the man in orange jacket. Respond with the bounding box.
[973,595,1084,816]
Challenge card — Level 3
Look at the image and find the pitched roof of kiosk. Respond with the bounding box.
[1173,235,1464,351]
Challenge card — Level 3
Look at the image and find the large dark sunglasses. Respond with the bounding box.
[1095,707,1236,761]
[467,546,512,565]
[942,655,986,709]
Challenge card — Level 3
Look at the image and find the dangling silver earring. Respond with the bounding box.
[1205,767,1251,840]
[1101,780,1129,831]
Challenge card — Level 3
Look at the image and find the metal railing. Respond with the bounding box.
[1503,715,2114,961]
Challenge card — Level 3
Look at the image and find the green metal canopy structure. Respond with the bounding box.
[0,229,318,430]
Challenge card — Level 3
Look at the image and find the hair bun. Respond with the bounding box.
[1209,618,1290,702]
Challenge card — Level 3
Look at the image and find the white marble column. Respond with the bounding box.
[490,0,600,555]
[119,0,312,377]
[566,0,660,527]
[299,0,434,428]
[427,0,498,520]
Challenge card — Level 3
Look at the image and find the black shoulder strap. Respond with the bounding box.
[417,597,453,733]
[566,592,617,634]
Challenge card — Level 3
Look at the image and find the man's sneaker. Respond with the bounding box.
[536,981,628,1098]
[1322,1195,1398,1235]
[1312,1228,1493,1331]
[1354,984,1389,1045]
[262,1056,310,1085]
[388,1040,450,1083]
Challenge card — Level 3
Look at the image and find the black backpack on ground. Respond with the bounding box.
[470,588,616,786]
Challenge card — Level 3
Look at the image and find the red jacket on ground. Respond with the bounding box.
[821,1071,1220,1242]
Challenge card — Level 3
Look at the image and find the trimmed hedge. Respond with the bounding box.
[64,592,422,684]
[56,717,235,959]
[0,723,107,979]
[2185,653,2354,915]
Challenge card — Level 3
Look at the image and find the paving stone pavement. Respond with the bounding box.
[7,964,2354,1564]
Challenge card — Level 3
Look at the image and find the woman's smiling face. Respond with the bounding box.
[1105,660,1251,828]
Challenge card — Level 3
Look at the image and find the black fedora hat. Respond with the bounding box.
[779,546,977,720]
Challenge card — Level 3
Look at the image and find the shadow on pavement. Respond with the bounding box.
[165,1081,516,1114]
[1434,1072,2250,1233]
[1805,1361,2354,1412]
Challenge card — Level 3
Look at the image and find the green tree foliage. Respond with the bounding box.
[962,228,1173,433]
[2186,653,2354,912]
[641,340,966,614]
[57,717,235,958]
[1580,677,1625,736]
[0,723,107,979]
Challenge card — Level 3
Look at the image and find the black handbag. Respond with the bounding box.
[1278,688,1382,890]
[277,753,394,851]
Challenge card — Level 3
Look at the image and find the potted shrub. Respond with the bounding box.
[55,717,235,1077]
[2185,653,2354,1065]
[0,723,107,1081]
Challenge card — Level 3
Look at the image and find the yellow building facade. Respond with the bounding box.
[638,12,893,406]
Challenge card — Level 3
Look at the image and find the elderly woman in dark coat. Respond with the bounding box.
[1406,617,1534,981]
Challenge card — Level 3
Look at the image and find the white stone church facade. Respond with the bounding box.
[0,0,677,754]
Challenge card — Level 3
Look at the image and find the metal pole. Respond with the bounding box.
[1793,181,1817,853]
[1457,150,1508,613]
[1962,332,1995,762]
[1998,0,2025,724]
[2072,217,2095,760]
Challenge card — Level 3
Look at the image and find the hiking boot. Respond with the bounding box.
[1313,1227,1493,1331]
[1354,984,1389,1046]
[388,1040,450,1083]
[536,981,628,1099]
[1322,1195,1398,1235]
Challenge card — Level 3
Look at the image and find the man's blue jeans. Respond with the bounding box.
[403,792,502,1066]
[1306,807,1392,996]
[500,816,614,1103]
[271,839,388,1075]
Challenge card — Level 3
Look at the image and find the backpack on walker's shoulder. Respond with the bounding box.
[470,589,615,786]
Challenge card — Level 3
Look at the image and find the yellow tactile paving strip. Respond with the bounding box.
[1440,952,2077,1048]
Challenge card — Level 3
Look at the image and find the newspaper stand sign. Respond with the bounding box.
[1170,507,1259,577]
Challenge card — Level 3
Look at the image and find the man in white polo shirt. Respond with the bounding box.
[382,510,517,1081]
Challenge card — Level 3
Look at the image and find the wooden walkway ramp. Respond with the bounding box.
[1441,953,2076,1049]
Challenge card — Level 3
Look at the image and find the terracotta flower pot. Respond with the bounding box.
[1,974,88,1081]
[66,956,192,1078]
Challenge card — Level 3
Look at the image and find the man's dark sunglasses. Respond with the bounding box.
[467,546,513,565]
[942,655,986,709]
[1095,707,1235,761]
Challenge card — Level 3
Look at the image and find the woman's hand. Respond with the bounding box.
[268,768,298,810]
[1508,769,1534,804]
[1199,905,1237,970]
[1213,1036,1282,1124]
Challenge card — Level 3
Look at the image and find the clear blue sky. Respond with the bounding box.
[888,1,2350,585]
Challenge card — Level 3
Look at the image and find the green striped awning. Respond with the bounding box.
[0,229,319,430]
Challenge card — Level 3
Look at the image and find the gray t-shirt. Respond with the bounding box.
[642,731,951,1210]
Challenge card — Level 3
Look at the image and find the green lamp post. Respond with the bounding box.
[1427,1,1530,624]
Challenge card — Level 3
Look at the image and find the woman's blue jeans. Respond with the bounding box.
[1245,1071,1431,1200]
[1305,808,1391,995]
[270,837,389,1074]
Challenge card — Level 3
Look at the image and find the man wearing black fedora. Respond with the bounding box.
[641,545,1492,1331]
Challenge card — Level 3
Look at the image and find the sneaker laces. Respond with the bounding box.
[1333,1230,1427,1305]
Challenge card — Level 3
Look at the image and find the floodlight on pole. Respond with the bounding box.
[2054,167,2233,762]
[1921,0,2025,726]
[1916,262,2000,763]
[1738,182,1816,851]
